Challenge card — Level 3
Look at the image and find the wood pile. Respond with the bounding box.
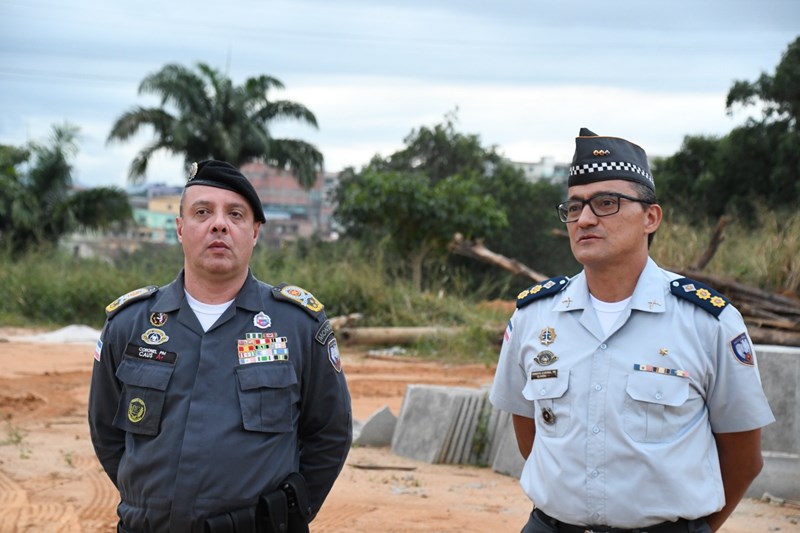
[448,233,800,347]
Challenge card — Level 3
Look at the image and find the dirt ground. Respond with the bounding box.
[0,327,797,533]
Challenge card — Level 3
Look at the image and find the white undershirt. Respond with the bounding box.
[590,294,631,337]
[185,290,234,332]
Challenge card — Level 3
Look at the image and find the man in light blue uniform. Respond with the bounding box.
[490,129,774,533]
[89,160,352,532]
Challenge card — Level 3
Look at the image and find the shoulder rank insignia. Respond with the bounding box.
[516,276,569,309]
[105,286,159,318]
[670,277,729,318]
[272,283,325,319]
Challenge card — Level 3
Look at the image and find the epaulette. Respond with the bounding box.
[669,277,729,319]
[516,276,569,309]
[271,282,325,320]
[105,286,159,318]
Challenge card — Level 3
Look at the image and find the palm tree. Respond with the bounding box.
[0,124,132,256]
[107,62,324,188]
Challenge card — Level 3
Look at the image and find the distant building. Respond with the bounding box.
[241,162,337,248]
[128,184,183,245]
[507,156,569,186]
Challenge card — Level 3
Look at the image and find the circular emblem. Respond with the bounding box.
[142,328,169,345]
[695,288,711,301]
[710,296,726,308]
[533,350,558,366]
[128,398,146,423]
[253,311,272,329]
[150,312,168,327]
[541,407,556,425]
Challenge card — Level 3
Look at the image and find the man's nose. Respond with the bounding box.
[210,213,228,233]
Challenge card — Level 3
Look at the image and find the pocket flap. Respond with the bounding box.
[236,364,298,391]
[116,357,174,391]
[523,369,570,401]
[626,372,688,406]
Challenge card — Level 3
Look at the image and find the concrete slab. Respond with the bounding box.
[353,406,397,447]
[491,413,526,478]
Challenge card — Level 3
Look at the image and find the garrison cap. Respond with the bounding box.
[185,160,266,223]
[568,128,654,191]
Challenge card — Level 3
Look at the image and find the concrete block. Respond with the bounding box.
[353,406,397,447]
[746,451,800,500]
[491,413,526,478]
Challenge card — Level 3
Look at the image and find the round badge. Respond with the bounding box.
[542,407,556,425]
[534,350,558,366]
[128,398,146,423]
[150,312,168,327]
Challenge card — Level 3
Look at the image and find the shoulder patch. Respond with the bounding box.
[516,276,569,309]
[272,283,325,320]
[105,286,159,318]
[669,277,729,318]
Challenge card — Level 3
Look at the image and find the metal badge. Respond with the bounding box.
[538,327,556,346]
[150,312,168,327]
[253,311,272,329]
[141,328,169,346]
[533,350,558,366]
[541,407,556,425]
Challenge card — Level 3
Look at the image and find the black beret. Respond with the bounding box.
[185,160,266,223]
[568,127,654,191]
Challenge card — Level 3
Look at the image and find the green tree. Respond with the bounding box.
[108,62,323,188]
[656,36,800,220]
[0,124,132,255]
[334,168,507,291]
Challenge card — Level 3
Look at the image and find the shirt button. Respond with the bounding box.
[540,388,547,395]
[590,470,599,478]
[600,343,607,350]
[594,384,602,391]
[592,426,600,434]
[592,512,601,521]
[655,392,663,400]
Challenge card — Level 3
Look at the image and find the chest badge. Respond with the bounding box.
[541,407,556,425]
[253,311,272,329]
[150,312,168,327]
[141,328,169,345]
[534,350,558,366]
[538,327,556,346]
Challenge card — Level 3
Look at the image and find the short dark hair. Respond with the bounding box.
[630,182,658,247]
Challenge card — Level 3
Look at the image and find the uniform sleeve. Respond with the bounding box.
[297,330,352,516]
[490,310,535,418]
[705,307,776,433]
[87,321,126,487]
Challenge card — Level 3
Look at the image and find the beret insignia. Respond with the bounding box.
[669,277,729,318]
[516,276,569,309]
[105,286,159,318]
[272,283,325,319]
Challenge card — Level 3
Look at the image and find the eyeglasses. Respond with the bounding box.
[556,192,652,223]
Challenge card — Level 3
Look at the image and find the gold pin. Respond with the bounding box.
[648,299,661,310]
[539,327,556,346]
[659,348,669,356]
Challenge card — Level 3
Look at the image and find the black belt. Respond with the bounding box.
[534,509,691,533]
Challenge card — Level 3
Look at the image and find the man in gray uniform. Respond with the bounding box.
[490,129,774,532]
[89,160,352,533]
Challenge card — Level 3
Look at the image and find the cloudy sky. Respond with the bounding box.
[1,0,797,188]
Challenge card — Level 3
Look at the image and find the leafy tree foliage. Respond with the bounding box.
[333,113,572,291]
[0,124,131,255]
[657,37,800,221]
[108,62,323,188]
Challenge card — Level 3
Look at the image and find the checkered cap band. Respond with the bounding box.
[569,161,654,187]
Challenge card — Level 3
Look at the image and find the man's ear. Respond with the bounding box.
[645,203,662,236]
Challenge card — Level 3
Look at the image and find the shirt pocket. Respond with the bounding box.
[235,363,298,433]
[522,369,571,437]
[623,372,690,443]
[113,357,175,436]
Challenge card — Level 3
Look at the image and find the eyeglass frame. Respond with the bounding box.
[556,192,653,223]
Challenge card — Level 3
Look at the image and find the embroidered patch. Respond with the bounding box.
[93,338,103,362]
[141,328,169,346]
[128,398,146,423]
[315,319,333,345]
[328,338,342,373]
[503,320,513,343]
[633,363,689,378]
[670,278,729,318]
[253,311,272,329]
[516,276,569,309]
[150,313,168,327]
[730,332,754,366]
[105,286,158,317]
[237,332,288,364]
[281,285,323,312]
[125,343,177,364]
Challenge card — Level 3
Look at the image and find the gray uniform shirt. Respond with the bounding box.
[88,271,352,532]
[490,258,774,528]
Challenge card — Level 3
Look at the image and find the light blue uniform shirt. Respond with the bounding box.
[489,258,774,528]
